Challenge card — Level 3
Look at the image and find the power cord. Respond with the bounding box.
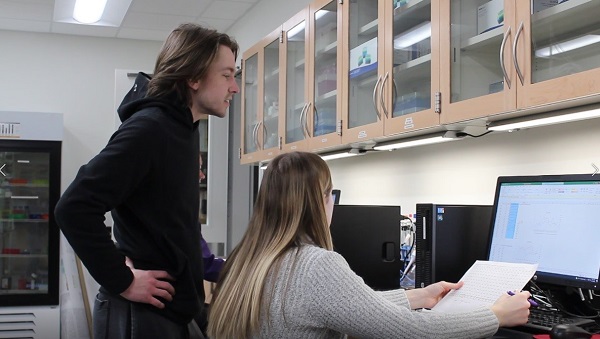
[399,216,415,284]
[529,280,600,319]
[456,131,494,138]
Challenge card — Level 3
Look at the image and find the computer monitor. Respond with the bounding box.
[332,189,341,205]
[487,174,600,290]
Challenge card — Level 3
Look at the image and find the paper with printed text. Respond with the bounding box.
[432,260,538,313]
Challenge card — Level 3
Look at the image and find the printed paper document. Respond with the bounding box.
[432,260,538,313]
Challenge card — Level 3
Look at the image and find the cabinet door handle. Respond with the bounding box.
[252,122,260,150]
[513,21,525,86]
[304,102,312,138]
[261,122,267,149]
[392,78,398,114]
[500,26,512,89]
[299,103,308,138]
[380,72,390,119]
[372,75,382,121]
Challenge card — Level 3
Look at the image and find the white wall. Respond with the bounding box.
[227,0,313,67]
[327,117,600,217]
[0,30,161,192]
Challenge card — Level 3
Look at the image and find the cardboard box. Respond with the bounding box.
[477,0,504,35]
[349,37,378,79]
[531,0,567,13]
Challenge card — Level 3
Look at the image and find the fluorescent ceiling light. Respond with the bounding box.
[373,131,457,151]
[73,0,108,24]
[488,108,600,131]
[393,21,431,49]
[54,0,133,27]
[535,35,600,58]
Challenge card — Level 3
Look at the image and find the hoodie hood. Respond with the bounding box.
[117,72,193,127]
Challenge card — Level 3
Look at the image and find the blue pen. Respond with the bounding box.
[507,290,538,307]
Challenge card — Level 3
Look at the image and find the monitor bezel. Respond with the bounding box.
[488,173,600,290]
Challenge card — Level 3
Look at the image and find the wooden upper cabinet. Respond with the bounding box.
[240,29,284,164]
[280,9,311,154]
[515,0,600,109]
[440,0,600,125]
[341,0,441,145]
[380,0,441,137]
[439,0,518,124]
[340,0,385,145]
[240,0,600,164]
[240,45,261,164]
[308,0,344,152]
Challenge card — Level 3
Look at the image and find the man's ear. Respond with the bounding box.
[188,79,201,91]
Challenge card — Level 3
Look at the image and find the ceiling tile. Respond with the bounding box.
[117,27,168,41]
[0,0,262,42]
[201,1,254,21]
[0,0,52,21]
[0,18,50,32]
[128,0,212,16]
[121,12,196,31]
[195,17,236,32]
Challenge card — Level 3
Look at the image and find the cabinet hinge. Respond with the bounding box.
[278,136,282,150]
[238,148,242,159]
[280,31,284,43]
[434,92,441,114]
[336,119,342,136]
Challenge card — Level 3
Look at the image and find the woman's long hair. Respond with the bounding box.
[207,151,333,339]
[147,23,238,108]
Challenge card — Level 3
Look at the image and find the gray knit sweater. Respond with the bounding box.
[253,245,499,339]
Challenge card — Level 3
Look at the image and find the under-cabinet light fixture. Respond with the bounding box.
[393,21,431,49]
[488,106,600,132]
[373,131,458,151]
[535,35,600,58]
[320,149,365,161]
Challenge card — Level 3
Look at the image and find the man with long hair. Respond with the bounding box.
[208,151,532,339]
[55,23,239,339]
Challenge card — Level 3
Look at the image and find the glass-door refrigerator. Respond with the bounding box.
[0,111,62,339]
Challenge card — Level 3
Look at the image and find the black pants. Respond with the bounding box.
[94,291,192,339]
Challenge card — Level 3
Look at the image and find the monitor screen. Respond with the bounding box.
[487,174,600,290]
[332,189,341,205]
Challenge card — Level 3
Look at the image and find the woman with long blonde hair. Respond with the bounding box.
[208,151,531,339]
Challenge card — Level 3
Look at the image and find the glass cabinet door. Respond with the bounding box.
[390,0,432,118]
[0,151,51,296]
[440,0,516,123]
[530,1,600,84]
[263,39,281,151]
[242,53,259,159]
[285,17,308,146]
[312,1,338,138]
[347,0,380,131]
[450,0,506,103]
[518,0,600,108]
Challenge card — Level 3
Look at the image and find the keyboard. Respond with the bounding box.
[523,308,596,332]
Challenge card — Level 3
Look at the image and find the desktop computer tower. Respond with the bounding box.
[330,205,402,291]
[414,204,492,288]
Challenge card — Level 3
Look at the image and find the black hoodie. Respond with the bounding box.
[55,72,204,324]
